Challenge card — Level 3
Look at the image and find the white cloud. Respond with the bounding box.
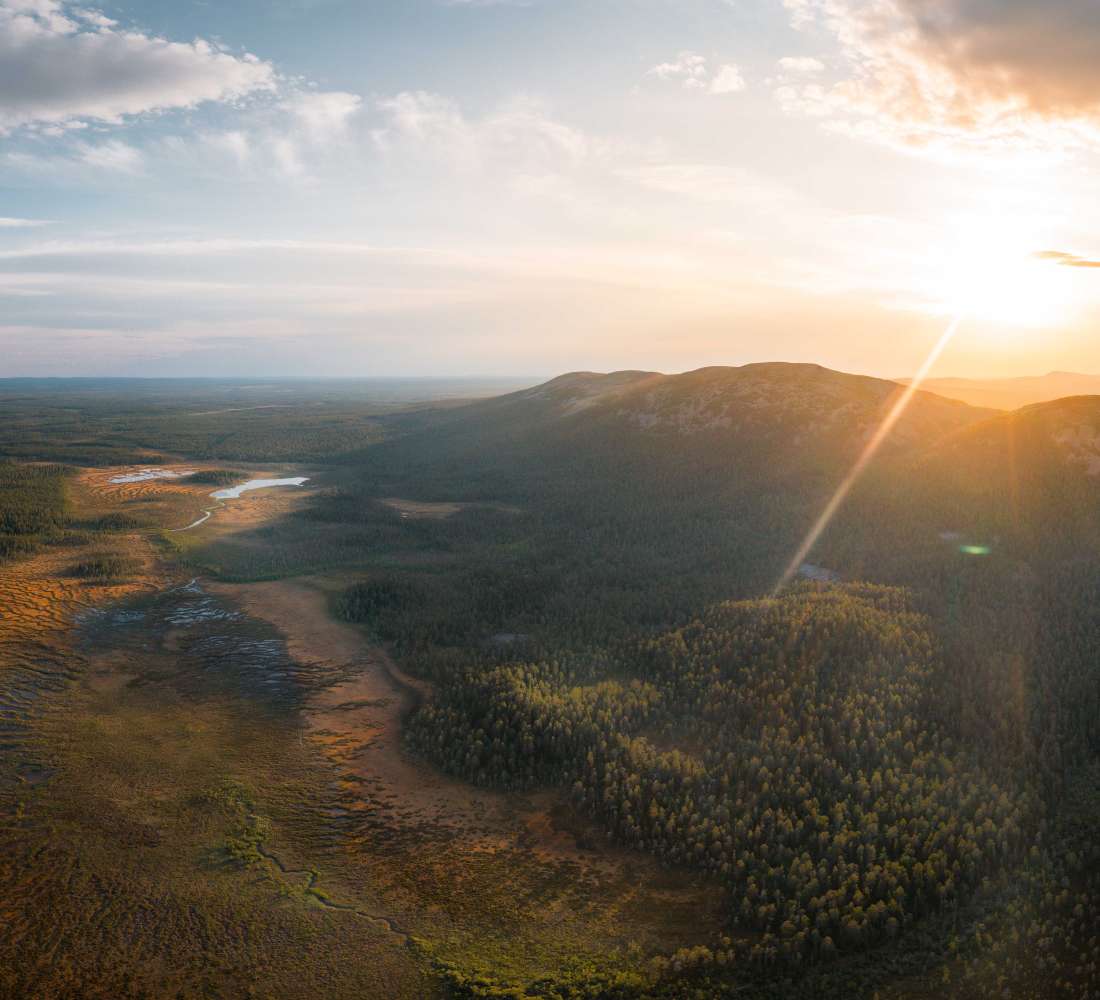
[75,139,143,173]
[270,135,305,178]
[201,130,252,168]
[372,92,589,173]
[0,0,276,132]
[0,85,369,184]
[781,0,816,29]
[780,0,1100,153]
[647,52,747,96]
[777,56,825,75]
[281,90,363,142]
[649,51,710,89]
[709,65,746,95]
[0,216,52,227]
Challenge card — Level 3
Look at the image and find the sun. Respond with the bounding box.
[930,218,1076,329]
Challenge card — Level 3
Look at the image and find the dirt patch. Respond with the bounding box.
[379,498,521,520]
[380,498,468,520]
[207,580,526,844]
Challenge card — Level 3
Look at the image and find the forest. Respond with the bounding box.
[0,462,70,561]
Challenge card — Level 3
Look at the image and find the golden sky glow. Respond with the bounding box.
[1,0,1099,377]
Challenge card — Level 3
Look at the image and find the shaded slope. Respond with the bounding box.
[360,363,993,499]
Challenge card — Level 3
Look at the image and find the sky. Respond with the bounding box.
[2,0,1100,378]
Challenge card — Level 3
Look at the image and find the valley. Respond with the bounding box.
[1,369,1098,999]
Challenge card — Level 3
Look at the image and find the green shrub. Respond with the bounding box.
[67,554,141,581]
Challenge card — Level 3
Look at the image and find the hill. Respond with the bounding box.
[370,363,992,484]
[454,362,987,440]
[901,394,1100,555]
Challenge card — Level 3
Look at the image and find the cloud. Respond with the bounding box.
[709,65,746,95]
[0,216,52,227]
[280,90,362,142]
[780,0,1100,152]
[648,52,747,95]
[372,92,590,173]
[781,0,816,29]
[1037,250,1100,269]
[0,137,145,179]
[75,139,143,173]
[0,84,368,185]
[0,0,276,132]
[649,51,709,89]
[200,130,252,168]
[777,56,825,75]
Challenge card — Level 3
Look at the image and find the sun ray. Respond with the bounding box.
[774,313,965,595]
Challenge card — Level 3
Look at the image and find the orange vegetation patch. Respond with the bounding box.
[79,465,315,534]
[78,465,219,531]
[0,539,165,649]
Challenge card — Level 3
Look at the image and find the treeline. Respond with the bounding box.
[0,462,152,567]
[0,388,387,466]
[184,469,247,486]
[0,463,70,561]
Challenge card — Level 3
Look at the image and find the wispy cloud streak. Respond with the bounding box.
[1037,250,1100,269]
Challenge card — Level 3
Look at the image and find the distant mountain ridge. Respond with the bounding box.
[900,371,1100,411]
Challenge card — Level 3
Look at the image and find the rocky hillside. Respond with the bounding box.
[600,363,987,448]
[418,363,991,457]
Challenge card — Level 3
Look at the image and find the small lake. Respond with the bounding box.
[210,477,310,500]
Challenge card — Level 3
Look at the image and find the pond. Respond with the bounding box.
[210,477,310,500]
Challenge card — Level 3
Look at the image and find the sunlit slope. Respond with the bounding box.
[900,395,1100,557]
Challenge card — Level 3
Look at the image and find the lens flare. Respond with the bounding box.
[774,313,964,595]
